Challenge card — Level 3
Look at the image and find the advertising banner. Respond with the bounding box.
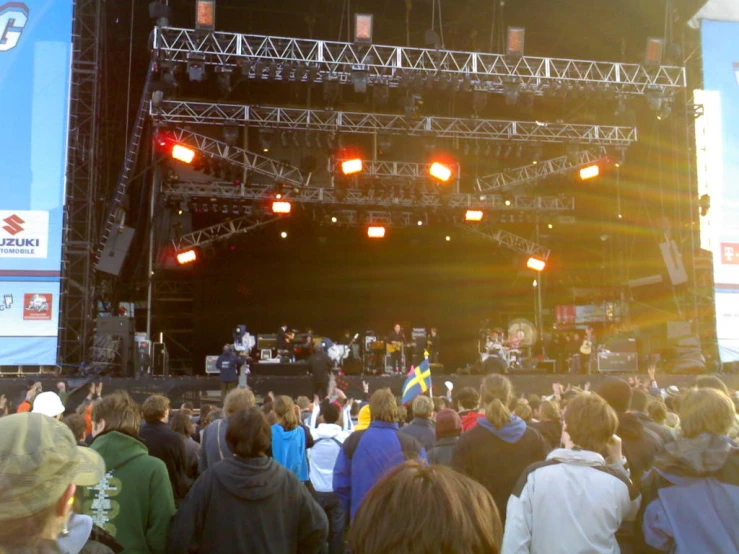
[0,0,74,364]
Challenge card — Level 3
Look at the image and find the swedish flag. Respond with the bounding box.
[401,358,432,405]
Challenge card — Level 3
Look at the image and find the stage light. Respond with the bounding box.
[645,37,664,68]
[367,226,386,238]
[580,164,600,180]
[331,216,338,223]
[547,223,553,229]
[176,249,197,265]
[195,0,216,30]
[417,220,423,226]
[506,27,525,60]
[504,199,512,207]
[172,144,195,164]
[429,162,453,182]
[465,210,484,222]
[354,13,373,44]
[527,257,546,272]
[280,231,288,239]
[341,158,363,176]
[445,235,451,242]
[272,201,292,214]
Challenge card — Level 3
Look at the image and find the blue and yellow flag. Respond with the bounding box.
[401,358,432,405]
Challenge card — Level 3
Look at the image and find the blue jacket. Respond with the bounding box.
[333,420,427,519]
[271,424,309,481]
[215,351,242,382]
[641,434,739,554]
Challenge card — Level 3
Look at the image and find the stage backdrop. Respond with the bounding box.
[0,1,73,364]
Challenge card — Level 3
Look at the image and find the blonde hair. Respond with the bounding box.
[224,388,256,416]
[480,375,513,429]
[538,399,561,422]
[513,403,533,422]
[370,389,398,423]
[274,395,298,431]
[680,388,735,438]
[412,395,434,419]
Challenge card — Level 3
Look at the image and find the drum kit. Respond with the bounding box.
[479,318,537,371]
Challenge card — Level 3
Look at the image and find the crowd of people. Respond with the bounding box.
[0,369,737,553]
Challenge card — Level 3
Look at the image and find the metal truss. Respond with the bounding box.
[315,210,429,227]
[173,213,279,251]
[476,149,606,192]
[163,181,575,211]
[151,27,686,96]
[459,223,551,260]
[169,128,310,187]
[60,0,104,366]
[152,101,638,146]
[332,159,460,189]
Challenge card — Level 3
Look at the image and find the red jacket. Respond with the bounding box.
[460,410,481,431]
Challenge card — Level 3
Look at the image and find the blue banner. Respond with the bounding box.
[0,0,73,364]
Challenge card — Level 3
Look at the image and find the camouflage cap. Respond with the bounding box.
[0,412,105,521]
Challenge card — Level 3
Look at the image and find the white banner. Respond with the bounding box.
[0,210,49,259]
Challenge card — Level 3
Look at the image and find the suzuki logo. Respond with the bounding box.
[2,214,24,236]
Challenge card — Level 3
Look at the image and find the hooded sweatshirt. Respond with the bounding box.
[80,431,176,554]
[641,434,739,554]
[459,410,481,431]
[271,423,309,481]
[309,423,350,492]
[167,457,328,554]
[452,415,550,523]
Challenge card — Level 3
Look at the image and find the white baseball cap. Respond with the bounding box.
[31,391,66,417]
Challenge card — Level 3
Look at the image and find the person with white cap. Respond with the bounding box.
[32,391,67,420]
[0,412,107,553]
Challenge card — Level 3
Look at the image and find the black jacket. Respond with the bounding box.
[529,419,562,450]
[215,351,243,383]
[139,421,191,501]
[616,412,663,488]
[452,416,550,523]
[307,351,332,383]
[427,436,459,466]
[168,456,328,554]
[400,418,436,451]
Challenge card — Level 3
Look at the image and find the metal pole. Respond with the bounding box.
[146,158,158,340]
[535,222,544,341]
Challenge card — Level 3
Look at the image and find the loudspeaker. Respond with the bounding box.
[97,227,135,276]
[659,240,688,286]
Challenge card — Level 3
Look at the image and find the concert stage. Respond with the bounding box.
[1,372,735,410]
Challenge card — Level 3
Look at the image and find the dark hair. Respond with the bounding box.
[320,401,340,424]
[564,393,618,454]
[630,388,650,413]
[142,394,170,424]
[200,404,214,427]
[349,461,502,554]
[170,411,195,437]
[647,399,668,425]
[457,387,480,410]
[527,394,542,413]
[694,375,730,396]
[92,391,141,437]
[433,397,448,412]
[595,377,632,413]
[62,414,87,442]
[226,408,271,458]
[181,402,194,411]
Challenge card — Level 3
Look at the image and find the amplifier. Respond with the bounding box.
[597,352,638,373]
[205,355,219,374]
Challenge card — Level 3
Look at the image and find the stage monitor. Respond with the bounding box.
[697,19,739,362]
[0,1,74,365]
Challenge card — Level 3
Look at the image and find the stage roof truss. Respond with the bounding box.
[172,212,279,251]
[154,101,638,146]
[458,222,551,260]
[152,27,686,96]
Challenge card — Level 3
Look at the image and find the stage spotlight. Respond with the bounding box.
[186,54,206,82]
[506,27,525,60]
[195,0,216,30]
[171,144,195,164]
[417,220,423,226]
[367,226,386,238]
[341,158,363,176]
[465,210,484,222]
[176,249,197,265]
[526,257,546,272]
[504,199,512,207]
[272,201,292,214]
[644,37,664,68]
[580,164,600,180]
[258,130,273,153]
[445,235,451,242]
[280,231,288,239]
[429,162,453,183]
[331,216,338,223]
[547,223,553,229]
[351,70,369,93]
[354,13,373,44]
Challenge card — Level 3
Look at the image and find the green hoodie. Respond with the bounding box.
[79,431,175,554]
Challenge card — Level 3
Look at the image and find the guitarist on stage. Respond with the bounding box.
[579,327,594,374]
[386,323,406,373]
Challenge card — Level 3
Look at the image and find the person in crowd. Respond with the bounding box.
[528,399,562,450]
[170,410,200,482]
[16,381,41,412]
[297,395,312,424]
[56,381,69,408]
[396,404,409,427]
[427,408,463,466]
[433,396,449,413]
[139,394,191,502]
[640,388,739,554]
[168,407,328,554]
[647,399,679,439]
[271,395,310,481]
[309,400,351,554]
[200,388,255,472]
[349,461,503,554]
[308,343,333,400]
[630,388,676,443]
[0,413,107,554]
[63,413,89,446]
[596,377,662,487]
[401,395,436,450]
[334,389,427,520]
[0,394,12,416]
[502,392,640,554]
[513,402,533,423]
[79,391,175,553]
[354,404,371,431]
[452,374,550,523]
[31,391,66,419]
[456,386,482,431]
[215,344,243,401]
[694,374,731,395]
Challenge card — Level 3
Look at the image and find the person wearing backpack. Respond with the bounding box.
[309,400,351,554]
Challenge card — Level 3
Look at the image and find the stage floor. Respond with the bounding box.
[1,372,734,409]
